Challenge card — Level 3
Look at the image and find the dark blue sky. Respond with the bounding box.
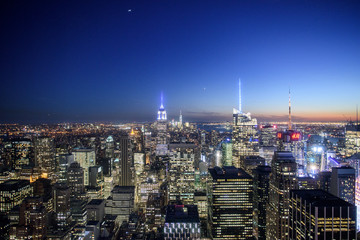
[1,0,359,123]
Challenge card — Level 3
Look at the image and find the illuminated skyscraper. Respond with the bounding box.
[209,166,253,239]
[53,183,71,231]
[289,189,356,240]
[168,143,196,204]
[232,80,259,169]
[221,139,232,166]
[330,166,355,205]
[67,162,85,199]
[345,123,360,157]
[0,180,32,213]
[266,151,297,240]
[34,137,55,179]
[156,93,169,156]
[253,165,271,240]
[119,134,134,186]
[72,148,96,186]
[2,138,33,170]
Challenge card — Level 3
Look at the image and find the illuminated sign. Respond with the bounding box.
[291,132,301,141]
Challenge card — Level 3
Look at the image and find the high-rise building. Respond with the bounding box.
[53,183,71,231]
[119,134,133,186]
[10,197,47,240]
[105,136,115,160]
[330,166,355,205]
[168,143,196,204]
[87,199,105,222]
[266,151,297,240]
[221,139,232,166]
[67,162,85,199]
[209,166,253,239]
[72,148,96,186]
[58,154,74,183]
[163,205,201,240]
[2,138,33,170]
[34,137,55,179]
[156,93,169,156]
[0,180,32,213]
[318,171,331,192]
[232,81,259,169]
[289,189,356,240]
[105,186,135,224]
[253,165,271,240]
[345,123,360,158]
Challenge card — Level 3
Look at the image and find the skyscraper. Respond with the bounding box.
[232,80,259,169]
[266,151,297,240]
[67,162,85,199]
[156,93,169,156]
[72,148,96,186]
[119,134,133,186]
[330,166,355,205]
[289,189,356,240]
[34,137,55,179]
[168,143,196,205]
[253,165,271,240]
[209,166,253,239]
[53,183,71,231]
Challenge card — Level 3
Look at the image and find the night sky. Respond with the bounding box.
[1,0,359,123]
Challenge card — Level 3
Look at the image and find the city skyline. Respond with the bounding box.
[1,0,359,123]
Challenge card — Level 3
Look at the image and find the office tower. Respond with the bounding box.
[119,134,133,186]
[33,178,52,212]
[87,199,105,222]
[89,165,103,188]
[259,125,277,164]
[318,171,331,192]
[168,143,196,204]
[2,138,33,169]
[330,166,355,205]
[266,151,297,240]
[105,186,135,223]
[53,183,71,231]
[134,152,145,176]
[305,144,325,175]
[105,135,115,159]
[232,81,259,169]
[221,139,232,166]
[297,176,318,189]
[103,176,114,199]
[145,193,163,232]
[70,199,87,227]
[0,180,32,213]
[193,191,208,220]
[156,93,169,156]
[34,137,55,179]
[253,165,271,240]
[10,197,47,240]
[214,150,222,167]
[209,166,253,239]
[163,205,201,240]
[345,123,360,158]
[72,148,96,186]
[58,154,74,183]
[67,162,85,198]
[289,189,356,240]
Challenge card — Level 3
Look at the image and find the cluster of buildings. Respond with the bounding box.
[0,89,359,239]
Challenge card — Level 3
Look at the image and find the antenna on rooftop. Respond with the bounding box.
[239,79,242,114]
[288,88,292,130]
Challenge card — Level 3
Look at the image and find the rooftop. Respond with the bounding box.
[291,189,354,207]
[165,205,200,223]
[209,166,252,180]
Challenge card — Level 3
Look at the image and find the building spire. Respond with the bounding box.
[160,91,164,109]
[239,79,242,114]
[288,88,292,130]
